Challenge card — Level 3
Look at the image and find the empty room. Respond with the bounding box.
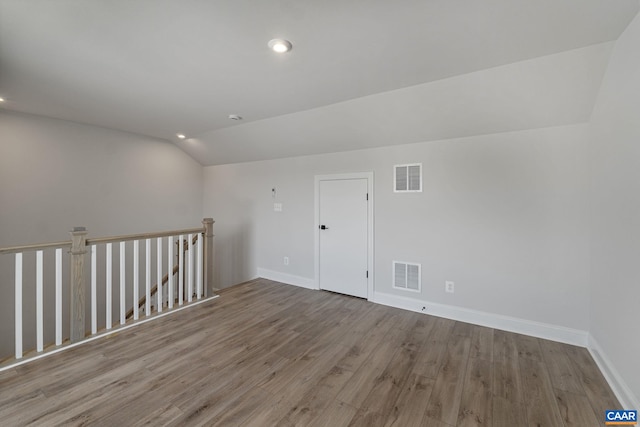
[1,1,639,426]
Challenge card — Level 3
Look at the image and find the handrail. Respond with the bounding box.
[0,227,205,254]
[0,241,72,255]
[126,264,180,319]
[126,233,200,319]
[86,227,203,246]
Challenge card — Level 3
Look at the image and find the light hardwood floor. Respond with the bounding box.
[0,279,620,426]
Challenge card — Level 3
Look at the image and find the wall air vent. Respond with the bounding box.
[393,261,421,292]
[394,163,422,192]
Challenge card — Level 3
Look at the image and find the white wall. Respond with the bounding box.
[203,124,590,334]
[0,111,203,244]
[588,12,640,409]
[0,110,203,357]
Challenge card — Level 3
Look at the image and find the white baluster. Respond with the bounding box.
[106,243,112,330]
[187,234,193,303]
[120,241,126,325]
[178,235,184,306]
[55,248,62,346]
[157,237,163,313]
[15,253,23,359]
[197,233,203,299]
[168,236,174,309]
[91,245,97,335]
[133,240,139,321]
[145,239,151,316]
[36,250,43,352]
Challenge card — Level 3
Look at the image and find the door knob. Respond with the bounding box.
[319,225,329,230]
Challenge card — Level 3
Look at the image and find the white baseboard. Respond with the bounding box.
[588,335,640,410]
[372,291,588,347]
[256,268,316,290]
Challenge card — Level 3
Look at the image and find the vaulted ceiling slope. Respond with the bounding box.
[0,0,638,165]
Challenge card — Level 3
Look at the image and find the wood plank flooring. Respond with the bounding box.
[0,279,620,426]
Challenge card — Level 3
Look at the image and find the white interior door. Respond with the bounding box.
[318,178,368,298]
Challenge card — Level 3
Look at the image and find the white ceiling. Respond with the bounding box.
[0,0,638,165]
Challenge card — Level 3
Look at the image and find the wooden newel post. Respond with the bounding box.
[202,218,215,297]
[69,227,87,343]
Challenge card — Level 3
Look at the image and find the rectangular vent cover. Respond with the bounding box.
[394,164,422,192]
[393,261,421,292]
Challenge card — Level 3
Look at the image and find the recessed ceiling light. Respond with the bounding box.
[268,39,292,53]
[228,114,242,121]
[0,97,5,102]
[176,133,186,139]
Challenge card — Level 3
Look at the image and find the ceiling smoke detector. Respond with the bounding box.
[268,39,292,53]
[228,114,243,121]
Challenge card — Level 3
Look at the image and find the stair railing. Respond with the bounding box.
[125,234,200,320]
[0,218,215,362]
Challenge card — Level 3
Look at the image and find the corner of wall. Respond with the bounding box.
[588,334,640,410]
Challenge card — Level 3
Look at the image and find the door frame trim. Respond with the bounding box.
[314,172,374,300]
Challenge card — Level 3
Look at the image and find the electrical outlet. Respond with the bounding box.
[283,256,289,266]
[445,281,455,293]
